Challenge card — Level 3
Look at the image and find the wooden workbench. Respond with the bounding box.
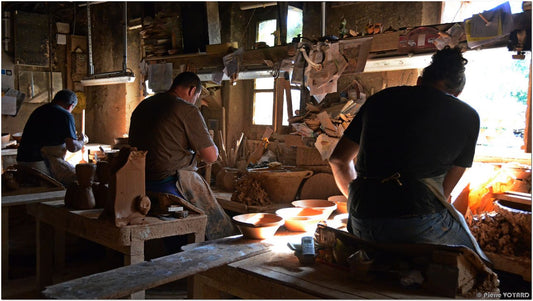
[26,200,207,299]
[41,234,439,299]
[191,236,440,299]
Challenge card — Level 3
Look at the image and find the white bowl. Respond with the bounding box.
[292,199,337,220]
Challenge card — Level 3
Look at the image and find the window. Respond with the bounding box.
[441,1,523,23]
[257,19,277,47]
[253,78,301,127]
[282,84,301,126]
[440,1,530,158]
[287,6,303,43]
[460,48,530,157]
[253,78,275,125]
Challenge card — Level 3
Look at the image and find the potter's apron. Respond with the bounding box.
[419,175,490,263]
[175,169,239,240]
[40,145,76,186]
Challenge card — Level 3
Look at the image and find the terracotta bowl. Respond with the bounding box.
[232,213,284,239]
[328,195,348,214]
[292,199,337,220]
[275,207,325,232]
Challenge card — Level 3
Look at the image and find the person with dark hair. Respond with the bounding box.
[129,71,237,242]
[329,47,488,262]
[17,89,87,185]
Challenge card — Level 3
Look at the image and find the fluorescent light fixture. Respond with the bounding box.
[81,71,135,86]
[198,70,274,82]
[364,53,433,72]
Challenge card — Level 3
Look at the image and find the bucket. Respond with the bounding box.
[250,169,313,203]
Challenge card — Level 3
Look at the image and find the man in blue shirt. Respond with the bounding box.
[17,89,86,185]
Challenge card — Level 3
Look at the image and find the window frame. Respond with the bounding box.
[251,77,301,133]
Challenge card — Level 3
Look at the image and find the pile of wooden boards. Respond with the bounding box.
[140,10,180,57]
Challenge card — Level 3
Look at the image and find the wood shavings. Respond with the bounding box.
[231,173,272,206]
[468,202,531,258]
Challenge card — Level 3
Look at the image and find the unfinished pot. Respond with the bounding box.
[65,163,96,210]
[250,169,313,203]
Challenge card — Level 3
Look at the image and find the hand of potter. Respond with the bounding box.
[78,133,89,144]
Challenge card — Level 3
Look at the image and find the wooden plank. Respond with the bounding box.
[486,252,531,281]
[230,251,438,299]
[492,192,532,206]
[42,238,272,299]
[2,189,65,206]
[194,267,320,299]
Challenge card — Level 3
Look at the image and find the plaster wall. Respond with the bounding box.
[303,2,442,39]
[84,3,143,145]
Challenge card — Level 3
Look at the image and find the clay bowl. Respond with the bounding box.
[292,199,337,220]
[11,132,22,143]
[232,213,284,240]
[275,207,325,232]
[328,195,348,214]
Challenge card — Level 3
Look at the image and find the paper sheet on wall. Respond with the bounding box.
[148,63,173,93]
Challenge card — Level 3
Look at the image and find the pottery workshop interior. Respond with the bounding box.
[1,1,532,299]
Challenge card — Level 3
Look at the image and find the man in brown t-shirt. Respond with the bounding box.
[129,72,237,240]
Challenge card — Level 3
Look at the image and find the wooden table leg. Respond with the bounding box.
[125,240,145,299]
[36,220,54,290]
[53,227,65,272]
[2,208,9,282]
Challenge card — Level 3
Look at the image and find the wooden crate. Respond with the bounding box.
[369,32,400,53]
